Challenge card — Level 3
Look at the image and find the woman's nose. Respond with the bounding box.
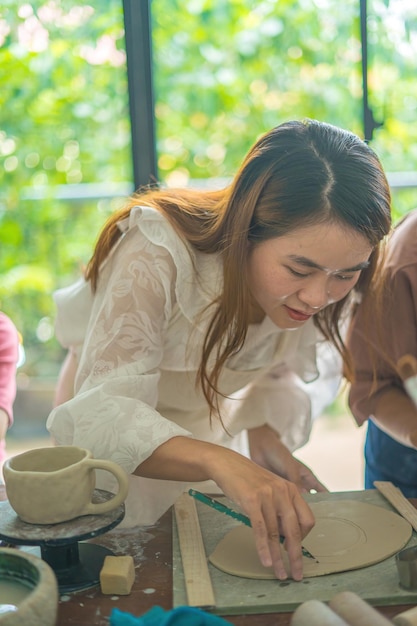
[298,278,331,310]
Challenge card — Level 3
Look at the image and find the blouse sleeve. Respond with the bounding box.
[47,222,193,474]
[0,312,19,424]
[222,328,343,452]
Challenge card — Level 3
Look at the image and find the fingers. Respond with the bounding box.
[291,459,329,494]
[290,488,315,540]
[247,482,315,582]
[276,488,314,580]
[213,448,316,582]
[251,515,289,581]
[308,477,328,493]
[300,471,329,494]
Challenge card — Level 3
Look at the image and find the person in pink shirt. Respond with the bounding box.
[0,312,19,464]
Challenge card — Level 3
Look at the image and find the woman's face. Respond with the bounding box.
[247,221,373,329]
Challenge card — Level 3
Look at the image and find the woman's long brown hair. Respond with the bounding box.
[85,119,392,417]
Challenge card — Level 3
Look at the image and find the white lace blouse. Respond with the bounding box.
[46,206,340,526]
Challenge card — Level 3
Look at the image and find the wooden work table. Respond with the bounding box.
[0,485,416,625]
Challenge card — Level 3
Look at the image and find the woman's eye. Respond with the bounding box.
[287,267,310,278]
[334,273,356,281]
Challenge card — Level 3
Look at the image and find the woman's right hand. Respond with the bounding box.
[209,447,315,581]
[137,436,315,581]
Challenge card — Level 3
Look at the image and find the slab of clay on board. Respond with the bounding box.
[172,490,417,614]
[209,500,412,579]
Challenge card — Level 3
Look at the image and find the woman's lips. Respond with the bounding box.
[284,305,313,322]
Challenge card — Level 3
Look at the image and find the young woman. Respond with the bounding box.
[47,119,391,581]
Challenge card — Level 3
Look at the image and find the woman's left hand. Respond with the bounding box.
[248,424,328,493]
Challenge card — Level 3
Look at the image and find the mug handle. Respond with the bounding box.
[83,459,129,515]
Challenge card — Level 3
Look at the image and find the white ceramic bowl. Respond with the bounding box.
[0,548,58,626]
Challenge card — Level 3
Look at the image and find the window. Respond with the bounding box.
[1,0,416,379]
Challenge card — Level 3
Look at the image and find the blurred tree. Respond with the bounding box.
[152,0,362,182]
[0,0,130,375]
[151,0,417,213]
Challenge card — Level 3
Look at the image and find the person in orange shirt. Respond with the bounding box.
[348,209,417,496]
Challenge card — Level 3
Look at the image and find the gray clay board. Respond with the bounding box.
[172,489,417,615]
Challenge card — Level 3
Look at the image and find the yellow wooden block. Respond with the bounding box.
[99,555,135,595]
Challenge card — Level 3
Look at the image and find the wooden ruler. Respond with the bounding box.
[173,492,215,609]
[374,481,417,532]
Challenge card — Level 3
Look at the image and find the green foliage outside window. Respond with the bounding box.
[0,0,130,375]
[152,0,363,182]
[0,0,416,379]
